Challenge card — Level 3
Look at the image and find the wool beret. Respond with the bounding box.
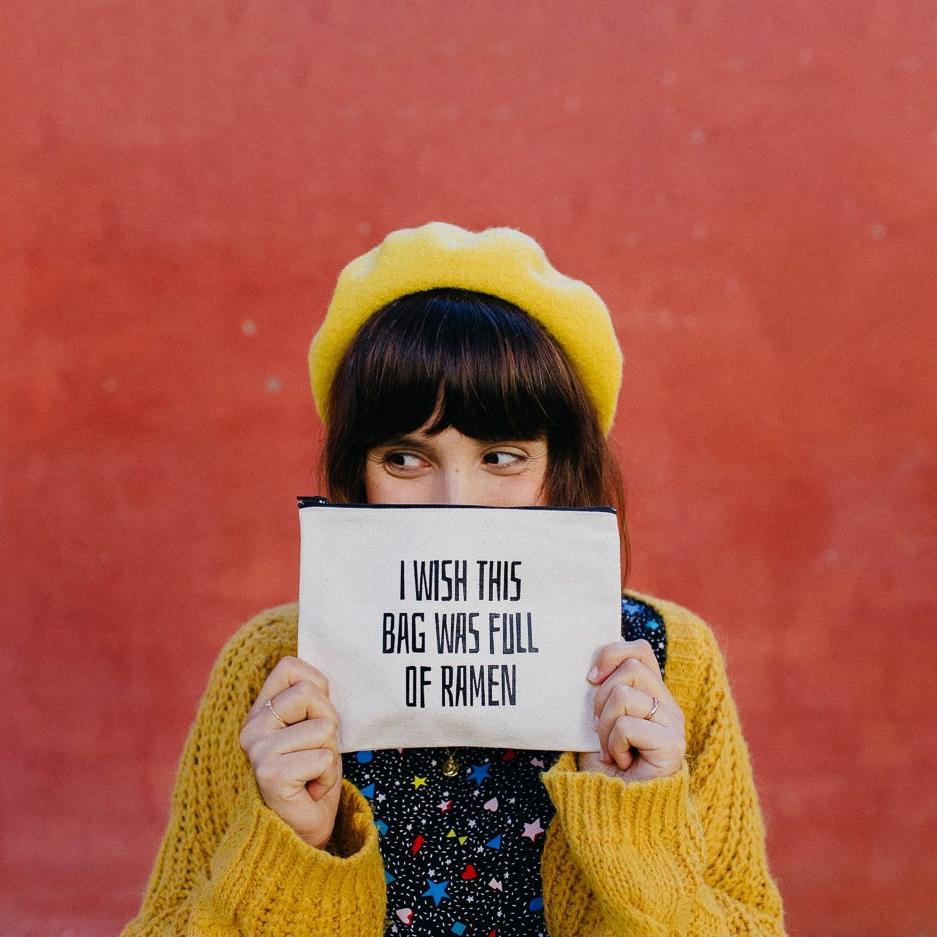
[308,221,623,434]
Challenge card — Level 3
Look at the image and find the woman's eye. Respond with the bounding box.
[384,451,425,469]
[483,450,524,467]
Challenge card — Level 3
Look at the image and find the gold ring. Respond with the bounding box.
[265,698,288,727]
[644,696,660,720]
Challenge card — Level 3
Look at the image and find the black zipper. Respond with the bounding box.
[297,496,615,514]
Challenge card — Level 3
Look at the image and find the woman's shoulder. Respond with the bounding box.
[207,602,300,685]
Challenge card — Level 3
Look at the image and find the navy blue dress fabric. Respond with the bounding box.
[342,595,667,936]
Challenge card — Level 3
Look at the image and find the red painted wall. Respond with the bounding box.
[3,3,936,934]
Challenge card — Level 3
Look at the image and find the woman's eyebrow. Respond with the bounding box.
[376,434,432,449]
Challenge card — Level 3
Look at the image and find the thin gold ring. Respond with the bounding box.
[644,696,660,720]
[265,697,288,727]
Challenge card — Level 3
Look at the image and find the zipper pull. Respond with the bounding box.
[297,495,330,508]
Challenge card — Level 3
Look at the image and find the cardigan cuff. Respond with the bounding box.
[541,756,703,923]
[195,779,386,929]
[543,757,698,846]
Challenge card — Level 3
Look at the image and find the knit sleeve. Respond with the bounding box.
[120,605,387,937]
[539,605,786,937]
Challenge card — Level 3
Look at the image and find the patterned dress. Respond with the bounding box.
[342,596,668,936]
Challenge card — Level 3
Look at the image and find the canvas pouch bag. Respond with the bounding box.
[297,500,621,753]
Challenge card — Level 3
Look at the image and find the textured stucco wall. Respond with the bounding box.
[2,3,936,934]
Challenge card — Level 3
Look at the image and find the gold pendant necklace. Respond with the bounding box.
[441,749,460,777]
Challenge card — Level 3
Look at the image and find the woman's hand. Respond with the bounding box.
[240,656,343,849]
[579,638,687,782]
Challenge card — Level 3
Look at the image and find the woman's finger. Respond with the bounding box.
[267,680,339,728]
[255,747,342,803]
[241,680,338,748]
[594,687,677,763]
[588,638,661,685]
[254,716,340,759]
[605,716,685,772]
[592,657,678,724]
[305,750,343,800]
[594,681,665,739]
[246,656,330,721]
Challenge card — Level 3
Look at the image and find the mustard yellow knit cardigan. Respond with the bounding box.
[122,593,786,936]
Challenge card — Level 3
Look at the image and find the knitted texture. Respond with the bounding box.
[307,222,624,434]
[122,593,786,936]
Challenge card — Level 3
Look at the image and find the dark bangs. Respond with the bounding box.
[322,288,629,578]
[330,289,584,448]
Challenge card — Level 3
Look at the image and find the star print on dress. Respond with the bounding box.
[422,878,451,906]
[468,763,490,785]
[345,746,557,935]
[340,594,668,936]
[621,594,667,672]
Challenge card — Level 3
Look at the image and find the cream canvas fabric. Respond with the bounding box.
[297,502,621,753]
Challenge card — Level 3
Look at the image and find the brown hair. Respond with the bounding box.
[321,289,630,582]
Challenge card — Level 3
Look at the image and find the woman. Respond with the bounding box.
[123,222,786,936]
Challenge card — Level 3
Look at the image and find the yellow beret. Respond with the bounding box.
[308,221,623,434]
